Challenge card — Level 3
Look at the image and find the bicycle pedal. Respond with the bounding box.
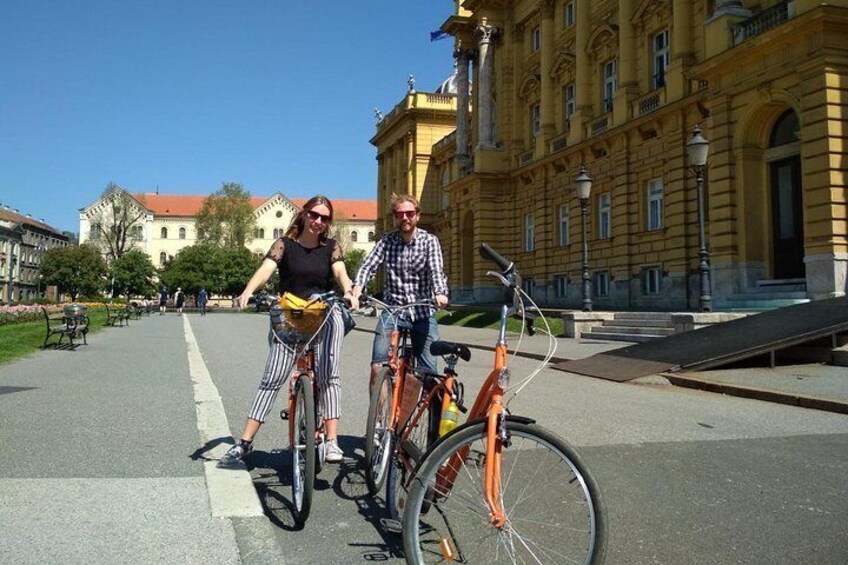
[380,518,403,533]
[280,409,289,420]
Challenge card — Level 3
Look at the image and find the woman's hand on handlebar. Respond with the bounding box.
[238,292,252,310]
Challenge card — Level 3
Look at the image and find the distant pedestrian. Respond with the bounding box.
[175,287,185,314]
[198,288,208,316]
[158,287,169,315]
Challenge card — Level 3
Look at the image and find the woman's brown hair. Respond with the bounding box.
[285,195,334,242]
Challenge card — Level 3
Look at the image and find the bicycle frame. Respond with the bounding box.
[434,302,513,528]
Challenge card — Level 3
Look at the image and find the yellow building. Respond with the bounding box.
[374,0,847,310]
[79,189,377,267]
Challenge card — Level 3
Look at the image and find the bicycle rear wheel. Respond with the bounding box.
[387,400,438,522]
[290,374,315,525]
[403,420,607,564]
[365,367,394,496]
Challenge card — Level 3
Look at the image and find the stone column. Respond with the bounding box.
[569,0,591,145]
[538,0,556,157]
[614,0,637,126]
[666,0,694,101]
[455,46,471,162]
[475,17,497,149]
[406,131,415,197]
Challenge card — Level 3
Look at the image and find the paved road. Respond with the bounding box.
[191,313,848,565]
[2,312,846,564]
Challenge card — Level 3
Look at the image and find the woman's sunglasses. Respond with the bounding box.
[394,210,418,220]
[306,210,331,223]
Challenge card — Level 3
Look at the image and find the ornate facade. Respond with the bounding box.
[79,190,377,266]
[0,207,70,303]
[376,0,848,310]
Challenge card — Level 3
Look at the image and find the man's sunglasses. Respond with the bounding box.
[394,210,418,220]
[306,210,331,223]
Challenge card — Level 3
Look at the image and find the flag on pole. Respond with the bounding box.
[430,30,449,42]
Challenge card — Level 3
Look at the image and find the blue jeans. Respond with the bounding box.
[371,311,439,374]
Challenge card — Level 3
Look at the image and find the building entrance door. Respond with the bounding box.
[770,155,804,279]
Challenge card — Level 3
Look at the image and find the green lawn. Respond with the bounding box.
[437,308,563,336]
[0,309,110,365]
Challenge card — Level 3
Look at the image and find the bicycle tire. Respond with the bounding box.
[403,420,607,565]
[290,374,316,525]
[365,367,394,495]
[387,400,438,522]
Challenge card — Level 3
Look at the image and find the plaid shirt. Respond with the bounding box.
[354,228,449,321]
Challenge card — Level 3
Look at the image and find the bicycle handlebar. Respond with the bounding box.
[479,243,514,275]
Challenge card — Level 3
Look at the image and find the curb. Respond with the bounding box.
[662,373,848,415]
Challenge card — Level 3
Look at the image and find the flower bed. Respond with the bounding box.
[0,302,107,326]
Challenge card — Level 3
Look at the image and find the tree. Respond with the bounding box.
[110,249,157,298]
[195,182,257,248]
[88,183,146,261]
[41,244,107,300]
[343,248,376,295]
[159,244,259,298]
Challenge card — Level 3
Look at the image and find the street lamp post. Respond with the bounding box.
[575,166,593,312]
[37,274,43,298]
[687,126,712,312]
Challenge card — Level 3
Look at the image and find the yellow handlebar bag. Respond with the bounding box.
[271,292,328,344]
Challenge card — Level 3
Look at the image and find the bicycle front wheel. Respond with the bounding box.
[290,374,316,525]
[365,367,394,496]
[403,420,606,565]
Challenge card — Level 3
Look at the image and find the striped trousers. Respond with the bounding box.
[248,308,344,423]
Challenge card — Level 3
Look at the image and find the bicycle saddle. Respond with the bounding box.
[430,341,472,362]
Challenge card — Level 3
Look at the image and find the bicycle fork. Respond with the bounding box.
[484,397,507,528]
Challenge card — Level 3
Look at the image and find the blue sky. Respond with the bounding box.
[0,1,457,233]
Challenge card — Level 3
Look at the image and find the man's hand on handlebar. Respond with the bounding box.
[435,294,448,309]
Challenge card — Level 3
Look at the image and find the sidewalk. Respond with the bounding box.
[352,314,848,415]
[0,314,282,565]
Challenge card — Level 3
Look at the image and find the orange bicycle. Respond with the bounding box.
[402,244,607,564]
[362,296,464,531]
[274,291,350,525]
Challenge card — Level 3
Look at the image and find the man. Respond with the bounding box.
[351,194,449,385]
[174,287,185,314]
[198,288,208,316]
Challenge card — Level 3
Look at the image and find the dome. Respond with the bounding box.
[434,62,471,95]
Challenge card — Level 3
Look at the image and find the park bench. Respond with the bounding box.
[104,303,126,327]
[41,307,88,349]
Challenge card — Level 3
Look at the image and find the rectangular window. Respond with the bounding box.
[647,179,664,231]
[558,204,569,246]
[522,277,535,298]
[563,83,576,128]
[531,26,541,52]
[593,271,610,297]
[643,266,662,295]
[554,274,568,298]
[598,193,611,239]
[564,2,575,28]
[531,103,541,137]
[524,213,535,252]
[603,60,617,113]
[653,29,670,89]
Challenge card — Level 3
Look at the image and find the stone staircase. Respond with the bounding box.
[582,312,676,343]
[717,278,809,311]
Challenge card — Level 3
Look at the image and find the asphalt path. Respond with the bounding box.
[191,313,848,565]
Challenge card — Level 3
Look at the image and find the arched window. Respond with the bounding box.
[770,110,799,147]
[179,227,186,239]
[368,231,375,242]
[259,228,265,239]
[161,227,168,239]
[159,252,166,266]
[351,231,359,242]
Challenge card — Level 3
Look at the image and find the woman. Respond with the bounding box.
[219,195,359,466]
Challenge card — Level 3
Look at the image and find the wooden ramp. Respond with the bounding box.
[553,297,848,381]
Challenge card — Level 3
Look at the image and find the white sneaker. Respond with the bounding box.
[324,439,344,463]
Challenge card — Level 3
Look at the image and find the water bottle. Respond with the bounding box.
[438,400,460,437]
